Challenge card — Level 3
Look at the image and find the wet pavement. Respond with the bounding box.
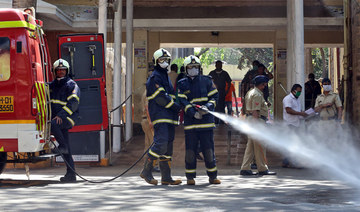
[1,164,360,211]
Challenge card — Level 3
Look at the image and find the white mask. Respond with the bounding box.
[159,62,169,69]
[323,85,332,92]
[187,68,199,77]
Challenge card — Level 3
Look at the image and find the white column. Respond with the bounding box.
[112,0,122,153]
[98,0,107,158]
[98,0,107,47]
[287,0,305,109]
[125,0,133,142]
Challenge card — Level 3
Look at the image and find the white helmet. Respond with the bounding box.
[53,58,70,74]
[153,48,171,66]
[184,55,201,77]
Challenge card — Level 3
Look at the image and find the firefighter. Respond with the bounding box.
[49,58,80,182]
[177,55,221,185]
[140,48,182,185]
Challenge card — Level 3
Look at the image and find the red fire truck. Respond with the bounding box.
[0,9,53,175]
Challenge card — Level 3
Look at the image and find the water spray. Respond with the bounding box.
[207,110,360,191]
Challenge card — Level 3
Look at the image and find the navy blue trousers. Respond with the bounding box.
[185,130,217,179]
[148,123,175,160]
[51,119,75,175]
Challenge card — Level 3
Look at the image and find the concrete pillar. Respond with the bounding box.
[133,30,148,124]
[148,32,160,64]
[112,0,122,153]
[125,0,133,142]
[274,29,288,121]
[287,0,305,109]
[98,0,107,46]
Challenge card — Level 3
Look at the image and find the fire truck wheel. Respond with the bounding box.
[0,152,6,175]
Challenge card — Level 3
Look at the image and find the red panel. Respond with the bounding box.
[58,34,109,132]
[0,139,18,152]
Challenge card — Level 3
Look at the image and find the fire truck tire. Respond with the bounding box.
[0,152,6,175]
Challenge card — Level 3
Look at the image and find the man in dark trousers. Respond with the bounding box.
[140,48,182,186]
[50,59,80,182]
[305,73,322,110]
[209,60,232,124]
[178,55,221,185]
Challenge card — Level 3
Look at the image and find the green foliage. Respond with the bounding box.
[196,48,273,70]
[311,48,329,79]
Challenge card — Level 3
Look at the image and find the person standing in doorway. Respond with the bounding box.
[209,60,232,124]
[305,73,322,110]
[169,64,178,89]
[225,81,237,116]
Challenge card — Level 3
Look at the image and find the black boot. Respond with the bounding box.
[140,155,158,185]
[159,159,182,185]
[60,173,76,182]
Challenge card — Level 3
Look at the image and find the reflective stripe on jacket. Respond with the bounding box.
[178,75,218,131]
[146,66,180,126]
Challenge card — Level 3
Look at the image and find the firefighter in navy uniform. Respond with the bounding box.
[140,48,182,185]
[49,59,80,182]
[177,55,221,185]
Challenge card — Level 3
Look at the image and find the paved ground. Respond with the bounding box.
[1,164,360,211]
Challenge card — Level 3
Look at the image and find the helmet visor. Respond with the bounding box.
[158,57,170,64]
[186,64,200,69]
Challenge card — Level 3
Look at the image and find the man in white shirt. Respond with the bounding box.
[282,84,307,168]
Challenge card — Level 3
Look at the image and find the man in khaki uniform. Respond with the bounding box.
[141,90,159,172]
[314,78,342,124]
[240,75,276,176]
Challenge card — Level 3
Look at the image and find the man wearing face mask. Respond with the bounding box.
[178,55,221,185]
[282,84,308,168]
[49,59,80,182]
[140,48,182,186]
[240,75,276,176]
[314,78,342,123]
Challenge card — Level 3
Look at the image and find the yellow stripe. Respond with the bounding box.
[190,97,208,104]
[0,146,4,152]
[184,123,216,130]
[67,117,75,126]
[0,20,36,31]
[207,167,217,172]
[152,119,178,125]
[169,94,176,99]
[185,169,196,173]
[149,149,160,158]
[50,99,67,106]
[178,94,187,99]
[147,87,165,100]
[165,99,174,108]
[35,82,44,131]
[184,104,192,113]
[0,120,36,124]
[63,106,73,115]
[67,94,80,102]
[208,89,218,97]
[209,100,217,107]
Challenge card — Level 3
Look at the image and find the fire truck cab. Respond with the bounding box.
[0,9,52,174]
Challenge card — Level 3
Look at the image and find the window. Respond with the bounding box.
[0,37,10,81]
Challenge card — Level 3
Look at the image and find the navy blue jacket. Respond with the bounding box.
[177,75,218,131]
[49,76,80,127]
[146,66,180,126]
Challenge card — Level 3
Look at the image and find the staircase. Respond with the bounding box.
[113,124,283,168]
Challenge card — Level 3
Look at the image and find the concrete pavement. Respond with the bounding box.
[1,164,360,211]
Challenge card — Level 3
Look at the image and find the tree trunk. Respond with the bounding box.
[196,48,209,58]
[12,0,37,9]
[320,48,327,78]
